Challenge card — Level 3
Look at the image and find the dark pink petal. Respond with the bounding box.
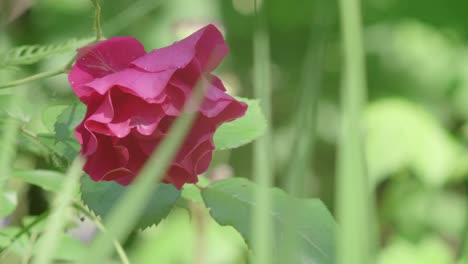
[69,37,146,99]
[107,88,165,137]
[77,69,176,101]
[174,116,215,162]
[75,37,146,78]
[178,139,214,175]
[83,135,132,182]
[164,165,198,189]
[84,92,115,135]
[132,24,228,73]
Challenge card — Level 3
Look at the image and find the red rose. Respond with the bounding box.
[68,25,247,189]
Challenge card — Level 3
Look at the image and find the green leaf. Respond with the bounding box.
[0,38,93,68]
[365,98,464,187]
[12,170,64,192]
[214,97,267,150]
[37,103,86,165]
[0,192,17,217]
[33,234,88,262]
[36,133,79,165]
[54,103,86,142]
[201,178,335,264]
[80,176,181,229]
[377,236,454,264]
[42,105,68,133]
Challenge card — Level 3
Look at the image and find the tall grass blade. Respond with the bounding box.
[336,0,373,263]
[252,1,273,263]
[281,10,330,263]
[0,92,21,190]
[32,157,84,264]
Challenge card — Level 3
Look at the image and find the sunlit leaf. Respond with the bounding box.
[365,98,464,187]
[202,177,335,264]
[12,170,64,192]
[0,192,17,217]
[377,236,454,264]
[42,105,68,133]
[54,103,86,142]
[214,97,266,150]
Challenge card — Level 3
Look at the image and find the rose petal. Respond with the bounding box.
[75,37,146,78]
[83,135,130,182]
[132,24,228,73]
[78,68,176,102]
[69,37,146,98]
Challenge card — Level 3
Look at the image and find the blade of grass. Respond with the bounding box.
[0,211,49,255]
[31,157,84,264]
[80,66,212,264]
[0,68,64,89]
[281,7,331,262]
[72,202,130,264]
[0,89,23,221]
[252,1,273,263]
[103,0,165,36]
[0,92,21,189]
[336,0,372,263]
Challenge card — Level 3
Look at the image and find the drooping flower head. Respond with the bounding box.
[68,24,247,189]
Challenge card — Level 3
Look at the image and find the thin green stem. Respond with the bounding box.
[252,1,273,263]
[0,211,49,255]
[90,0,103,41]
[0,68,65,89]
[72,202,130,264]
[336,0,372,263]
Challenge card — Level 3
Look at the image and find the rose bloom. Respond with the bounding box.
[68,24,247,189]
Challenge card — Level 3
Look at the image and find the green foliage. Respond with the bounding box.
[129,208,247,264]
[380,176,466,241]
[202,177,336,264]
[42,105,68,133]
[214,97,266,150]
[12,170,64,192]
[377,236,454,264]
[80,176,181,229]
[33,234,88,262]
[365,98,464,187]
[0,192,17,217]
[0,38,93,68]
[35,103,85,166]
[54,103,86,142]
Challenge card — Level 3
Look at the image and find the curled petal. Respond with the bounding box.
[132,24,228,73]
[78,68,176,102]
[69,37,146,98]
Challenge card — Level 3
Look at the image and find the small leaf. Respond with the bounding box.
[214,97,266,150]
[42,105,68,133]
[33,234,88,262]
[0,192,17,217]
[54,104,86,142]
[365,99,464,187]
[0,37,94,68]
[12,170,64,192]
[202,178,335,264]
[81,176,181,229]
[36,133,80,165]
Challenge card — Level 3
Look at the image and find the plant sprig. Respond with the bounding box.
[0,0,104,90]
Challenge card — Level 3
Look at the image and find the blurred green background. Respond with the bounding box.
[1,0,468,263]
